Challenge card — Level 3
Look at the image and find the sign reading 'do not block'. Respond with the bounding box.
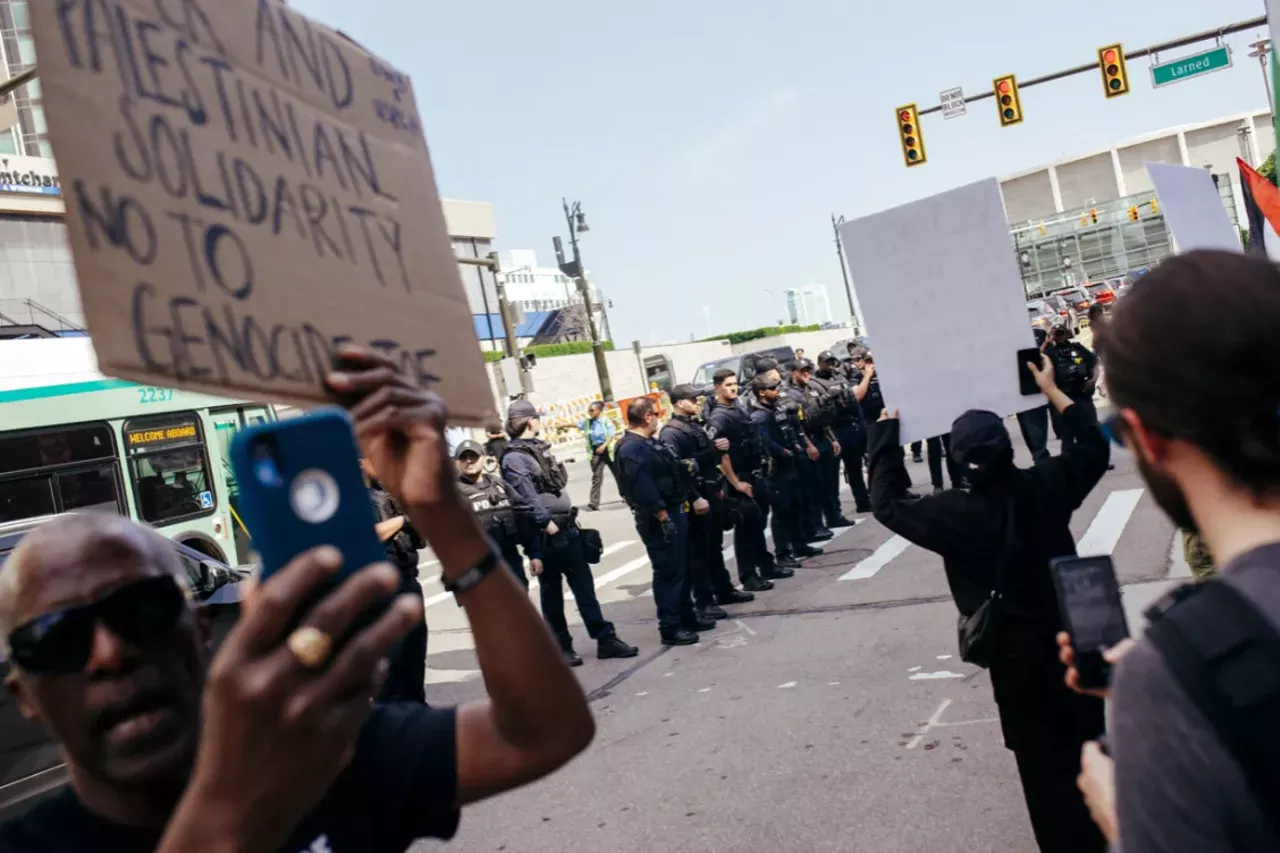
[32,0,495,424]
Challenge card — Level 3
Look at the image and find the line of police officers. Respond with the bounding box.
[448,343,889,649]
[605,345,886,645]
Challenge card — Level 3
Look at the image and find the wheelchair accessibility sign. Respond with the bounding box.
[199,491,214,509]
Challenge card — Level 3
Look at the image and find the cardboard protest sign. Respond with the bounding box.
[839,179,1036,444]
[1146,163,1241,255]
[32,0,496,424]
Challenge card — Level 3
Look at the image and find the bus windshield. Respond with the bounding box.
[0,339,275,564]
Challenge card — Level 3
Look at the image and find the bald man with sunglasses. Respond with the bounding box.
[0,346,595,853]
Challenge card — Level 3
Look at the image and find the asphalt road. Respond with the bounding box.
[412,410,1185,853]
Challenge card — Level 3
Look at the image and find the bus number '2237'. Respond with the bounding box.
[138,387,175,404]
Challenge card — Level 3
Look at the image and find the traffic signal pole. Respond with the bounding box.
[916,15,1266,117]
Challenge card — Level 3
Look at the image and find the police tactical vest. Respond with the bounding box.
[798,382,837,432]
[816,373,861,425]
[458,474,517,539]
[663,415,722,490]
[502,441,569,495]
[1049,343,1090,393]
[617,433,690,510]
[709,403,766,475]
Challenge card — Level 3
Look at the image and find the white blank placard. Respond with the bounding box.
[839,178,1040,444]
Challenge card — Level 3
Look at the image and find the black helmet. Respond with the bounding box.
[817,350,838,366]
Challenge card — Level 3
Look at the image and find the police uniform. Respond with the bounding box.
[501,400,637,665]
[615,428,710,645]
[455,441,535,588]
[706,397,777,592]
[814,352,871,513]
[1045,332,1098,448]
[750,374,816,571]
[660,386,755,617]
[799,358,858,527]
[785,363,836,539]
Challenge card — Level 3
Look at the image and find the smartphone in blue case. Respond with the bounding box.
[230,407,386,582]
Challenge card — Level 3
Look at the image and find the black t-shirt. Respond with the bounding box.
[0,704,460,853]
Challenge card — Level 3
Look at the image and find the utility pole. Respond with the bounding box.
[557,198,613,401]
[457,252,530,396]
[831,214,858,327]
[1249,38,1274,111]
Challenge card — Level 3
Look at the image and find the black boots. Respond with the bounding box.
[597,634,639,659]
[661,630,699,646]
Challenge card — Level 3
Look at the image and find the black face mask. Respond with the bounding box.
[1133,450,1197,532]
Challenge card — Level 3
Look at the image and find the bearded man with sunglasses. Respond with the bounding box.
[0,346,595,853]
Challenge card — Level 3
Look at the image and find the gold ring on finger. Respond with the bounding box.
[286,626,333,670]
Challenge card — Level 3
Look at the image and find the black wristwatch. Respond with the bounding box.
[442,547,501,603]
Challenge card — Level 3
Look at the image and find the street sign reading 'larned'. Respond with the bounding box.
[1150,46,1233,88]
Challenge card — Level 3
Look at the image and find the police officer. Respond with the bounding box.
[847,347,882,421]
[785,359,840,539]
[615,396,713,646]
[455,440,536,589]
[751,373,821,570]
[501,399,638,666]
[706,368,778,592]
[661,384,756,622]
[814,351,871,514]
[1017,328,1053,463]
[1043,324,1099,448]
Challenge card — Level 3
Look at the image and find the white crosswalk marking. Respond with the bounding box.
[1075,489,1144,556]
[839,535,910,581]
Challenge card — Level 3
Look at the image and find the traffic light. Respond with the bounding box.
[1090,208,1098,224]
[1150,198,1160,215]
[1080,213,1089,227]
[993,75,1023,127]
[1128,205,1139,222]
[895,104,926,167]
[1098,44,1131,98]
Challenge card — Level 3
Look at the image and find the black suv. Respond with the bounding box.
[691,345,797,391]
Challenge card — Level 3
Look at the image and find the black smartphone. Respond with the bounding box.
[1051,555,1130,690]
[1017,347,1043,396]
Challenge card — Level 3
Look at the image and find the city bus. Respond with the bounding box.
[0,338,278,565]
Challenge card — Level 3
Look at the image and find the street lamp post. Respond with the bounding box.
[831,214,859,328]
[1249,38,1274,111]
[559,198,614,402]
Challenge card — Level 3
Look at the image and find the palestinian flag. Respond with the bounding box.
[1238,157,1280,261]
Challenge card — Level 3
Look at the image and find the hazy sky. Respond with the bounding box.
[295,0,1271,344]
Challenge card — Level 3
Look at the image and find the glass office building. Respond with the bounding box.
[1009,173,1238,297]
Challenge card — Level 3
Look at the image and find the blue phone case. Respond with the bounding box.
[229,407,386,581]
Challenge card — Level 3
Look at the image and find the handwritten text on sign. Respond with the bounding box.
[34,0,494,421]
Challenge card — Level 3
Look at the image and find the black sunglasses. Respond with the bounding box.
[7,576,188,676]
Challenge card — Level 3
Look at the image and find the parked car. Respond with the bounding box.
[1086,281,1117,307]
[0,515,250,820]
[1050,287,1093,315]
[1027,301,1060,333]
[1039,294,1080,335]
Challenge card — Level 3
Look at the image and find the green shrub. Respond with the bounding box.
[481,341,616,362]
[526,340,615,358]
[701,324,822,344]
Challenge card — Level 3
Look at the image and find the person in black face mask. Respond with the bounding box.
[866,356,1111,853]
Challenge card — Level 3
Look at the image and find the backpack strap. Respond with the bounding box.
[1145,580,1280,828]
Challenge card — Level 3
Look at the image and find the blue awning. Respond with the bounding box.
[473,311,552,341]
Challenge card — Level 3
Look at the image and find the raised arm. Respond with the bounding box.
[328,348,594,811]
[867,412,971,556]
[1027,355,1110,509]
